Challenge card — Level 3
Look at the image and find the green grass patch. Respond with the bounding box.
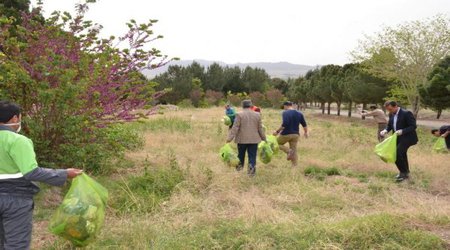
[107,154,185,215]
[304,166,341,181]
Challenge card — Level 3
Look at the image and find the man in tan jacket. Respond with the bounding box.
[227,100,266,176]
[362,105,388,142]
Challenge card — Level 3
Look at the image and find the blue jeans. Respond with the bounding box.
[237,144,258,168]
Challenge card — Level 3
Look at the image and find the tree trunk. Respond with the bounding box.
[337,102,341,116]
[321,102,325,114]
[348,101,352,117]
[437,109,442,119]
[412,96,420,119]
[327,102,331,115]
[362,103,366,120]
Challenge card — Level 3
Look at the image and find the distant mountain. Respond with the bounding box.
[143,59,317,79]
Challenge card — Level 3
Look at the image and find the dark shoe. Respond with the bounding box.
[395,173,409,182]
[236,164,244,172]
[248,166,256,177]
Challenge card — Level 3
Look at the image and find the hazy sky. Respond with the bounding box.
[32,0,450,65]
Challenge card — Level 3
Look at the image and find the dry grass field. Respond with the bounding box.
[32,107,450,249]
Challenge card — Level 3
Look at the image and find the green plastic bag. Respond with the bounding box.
[433,137,448,153]
[374,134,397,163]
[266,135,279,154]
[258,141,274,164]
[222,116,232,126]
[49,173,108,247]
[220,143,240,167]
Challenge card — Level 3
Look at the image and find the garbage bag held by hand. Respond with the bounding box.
[220,143,240,167]
[258,141,274,164]
[49,173,109,247]
[374,134,397,163]
[266,135,279,154]
[222,116,232,126]
[433,137,448,153]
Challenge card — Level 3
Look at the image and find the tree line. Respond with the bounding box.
[152,15,450,118]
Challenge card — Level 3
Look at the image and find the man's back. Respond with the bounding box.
[281,110,306,135]
[228,110,265,144]
[366,109,387,123]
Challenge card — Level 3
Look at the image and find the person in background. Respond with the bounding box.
[273,101,308,167]
[0,100,83,250]
[250,105,261,113]
[380,101,418,182]
[225,104,236,129]
[362,105,388,142]
[227,100,266,177]
[432,125,450,149]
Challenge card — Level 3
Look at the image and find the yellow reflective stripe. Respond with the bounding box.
[0,173,24,180]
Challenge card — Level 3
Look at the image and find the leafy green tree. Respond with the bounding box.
[0,0,30,24]
[223,66,244,94]
[419,56,450,119]
[186,61,205,81]
[242,66,270,93]
[352,15,450,117]
[204,63,225,91]
[155,65,193,104]
[271,77,290,95]
[0,2,169,171]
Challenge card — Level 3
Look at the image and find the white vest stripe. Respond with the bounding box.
[0,173,24,180]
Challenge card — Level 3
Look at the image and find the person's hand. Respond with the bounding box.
[304,132,309,138]
[273,131,279,136]
[380,130,388,137]
[67,168,83,179]
[395,130,403,136]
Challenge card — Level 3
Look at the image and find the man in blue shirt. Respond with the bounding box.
[273,101,308,167]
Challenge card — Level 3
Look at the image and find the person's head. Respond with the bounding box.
[369,105,377,111]
[283,101,294,110]
[431,129,441,137]
[0,100,22,132]
[242,100,253,109]
[384,101,399,114]
[225,104,231,110]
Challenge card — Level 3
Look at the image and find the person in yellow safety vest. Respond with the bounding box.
[0,100,82,250]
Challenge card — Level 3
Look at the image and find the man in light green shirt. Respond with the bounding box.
[0,100,82,250]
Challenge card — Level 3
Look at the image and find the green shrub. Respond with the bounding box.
[48,123,143,174]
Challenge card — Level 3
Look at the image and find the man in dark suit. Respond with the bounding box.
[380,101,418,182]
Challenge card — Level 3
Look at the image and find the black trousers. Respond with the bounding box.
[395,140,413,174]
[0,195,34,250]
[237,144,258,168]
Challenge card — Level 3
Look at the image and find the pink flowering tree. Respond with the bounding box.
[0,1,173,171]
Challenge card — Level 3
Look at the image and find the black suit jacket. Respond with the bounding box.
[386,108,418,145]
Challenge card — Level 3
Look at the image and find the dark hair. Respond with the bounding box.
[431,129,439,134]
[384,101,398,107]
[369,105,377,110]
[0,101,21,123]
[283,101,293,107]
